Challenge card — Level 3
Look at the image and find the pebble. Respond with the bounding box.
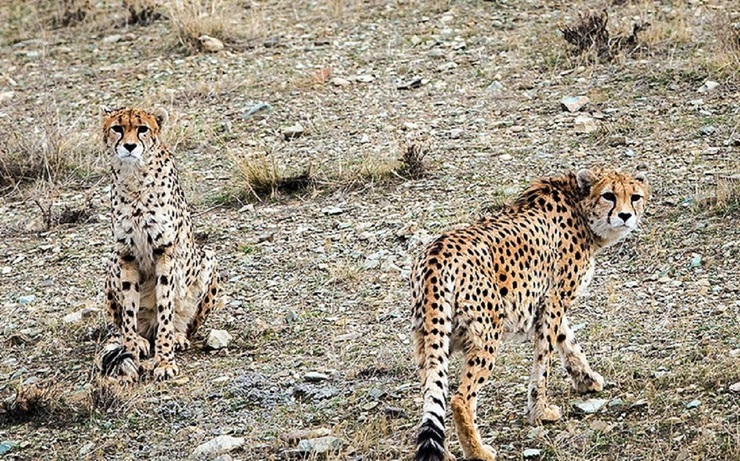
[0,91,14,105]
[574,115,598,133]
[320,206,344,215]
[690,254,702,267]
[608,398,624,408]
[282,124,305,140]
[190,435,245,458]
[573,398,608,414]
[198,35,224,52]
[437,62,458,72]
[560,95,590,112]
[486,81,505,93]
[304,372,329,382]
[18,295,36,305]
[242,102,273,119]
[282,428,332,443]
[729,382,740,393]
[700,125,715,136]
[0,442,18,455]
[684,399,701,409]
[355,75,375,83]
[607,135,627,146]
[63,307,101,324]
[296,436,343,454]
[499,154,513,161]
[697,80,719,93]
[331,77,351,87]
[102,34,122,44]
[79,442,95,456]
[396,77,423,90]
[206,329,232,350]
[630,399,648,409]
[523,448,542,459]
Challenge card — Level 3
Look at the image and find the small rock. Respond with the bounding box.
[320,206,343,215]
[607,398,624,408]
[624,281,639,288]
[198,35,224,52]
[607,135,627,146]
[206,329,232,350]
[523,448,542,459]
[296,436,344,454]
[242,102,273,119]
[573,398,608,414]
[355,75,375,83]
[499,154,513,161]
[630,399,648,409]
[700,125,716,136]
[684,399,701,409]
[18,295,36,305]
[697,81,719,93]
[282,124,305,140]
[396,77,423,90]
[63,307,101,324]
[729,382,740,393]
[0,441,18,455]
[190,435,245,458]
[690,254,702,268]
[263,36,279,48]
[331,77,351,87]
[574,115,598,133]
[384,406,408,419]
[79,442,95,456]
[436,62,458,72]
[285,310,299,323]
[486,81,504,93]
[282,428,332,444]
[304,372,329,382]
[560,95,590,112]
[102,34,122,44]
[526,427,547,440]
[0,91,15,105]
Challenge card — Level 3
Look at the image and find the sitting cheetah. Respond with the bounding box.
[97,107,221,382]
[412,168,648,461]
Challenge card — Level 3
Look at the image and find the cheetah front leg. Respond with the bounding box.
[185,249,220,339]
[527,298,564,426]
[555,316,604,393]
[152,249,179,381]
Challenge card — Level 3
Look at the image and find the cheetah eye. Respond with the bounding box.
[137,126,150,135]
[631,194,642,202]
[601,192,616,202]
[111,125,123,134]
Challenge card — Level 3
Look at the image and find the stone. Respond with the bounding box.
[436,62,458,72]
[331,77,351,87]
[607,135,627,146]
[282,428,332,443]
[0,91,14,105]
[18,295,36,305]
[296,436,344,454]
[729,382,740,393]
[396,77,423,90]
[206,329,232,350]
[700,125,716,136]
[573,398,608,414]
[190,435,245,458]
[355,75,375,83]
[304,372,329,382]
[486,81,504,93]
[523,448,542,459]
[384,406,408,419]
[697,81,719,93]
[242,102,273,119]
[560,95,590,112]
[79,442,95,456]
[684,399,701,409]
[282,124,305,140]
[690,254,702,267]
[63,307,101,324]
[102,34,122,44]
[0,442,18,455]
[320,206,343,215]
[198,35,224,52]
[574,115,598,133]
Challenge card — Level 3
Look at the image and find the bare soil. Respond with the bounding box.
[0,1,738,460]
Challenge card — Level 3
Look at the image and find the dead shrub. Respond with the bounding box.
[52,0,93,27]
[88,379,124,415]
[713,14,740,72]
[33,194,98,230]
[695,175,740,215]
[561,9,649,60]
[398,142,430,180]
[124,0,163,26]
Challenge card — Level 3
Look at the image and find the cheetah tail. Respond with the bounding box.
[96,341,140,380]
[415,297,452,461]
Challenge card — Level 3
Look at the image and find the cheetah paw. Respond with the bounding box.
[573,371,604,393]
[174,333,190,352]
[124,334,151,359]
[528,404,562,425]
[153,361,180,381]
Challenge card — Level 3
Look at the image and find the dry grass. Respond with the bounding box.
[229,149,314,202]
[167,0,263,52]
[0,113,101,189]
[398,142,431,180]
[694,175,740,215]
[710,13,740,76]
[561,9,650,61]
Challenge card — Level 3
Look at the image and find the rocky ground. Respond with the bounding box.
[0,1,738,460]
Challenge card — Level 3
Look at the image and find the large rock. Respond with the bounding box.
[206,330,232,350]
[190,435,244,458]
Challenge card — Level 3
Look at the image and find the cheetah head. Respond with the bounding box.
[577,168,649,247]
[101,106,168,164]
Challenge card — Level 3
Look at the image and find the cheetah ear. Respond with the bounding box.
[152,108,169,130]
[634,171,648,186]
[576,168,596,191]
[100,105,113,117]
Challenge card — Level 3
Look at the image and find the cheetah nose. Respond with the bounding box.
[123,143,137,152]
[617,212,632,222]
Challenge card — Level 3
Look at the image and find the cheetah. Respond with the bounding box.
[412,168,648,461]
[96,106,221,382]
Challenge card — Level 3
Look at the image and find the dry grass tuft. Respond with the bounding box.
[711,14,740,75]
[398,142,431,180]
[52,0,93,28]
[695,175,740,215]
[229,150,314,202]
[561,9,649,60]
[33,194,98,230]
[124,0,163,26]
[88,379,125,415]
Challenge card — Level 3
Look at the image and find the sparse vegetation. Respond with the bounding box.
[561,9,649,60]
[398,142,430,180]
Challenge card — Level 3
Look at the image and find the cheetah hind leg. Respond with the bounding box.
[186,249,221,338]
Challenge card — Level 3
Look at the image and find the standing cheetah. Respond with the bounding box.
[412,168,648,461]
[97,107,221,382]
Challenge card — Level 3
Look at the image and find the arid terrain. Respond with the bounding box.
[0,1,738,460]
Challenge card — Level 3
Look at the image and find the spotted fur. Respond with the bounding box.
[411,168,648,461]
[97,107,221,383]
